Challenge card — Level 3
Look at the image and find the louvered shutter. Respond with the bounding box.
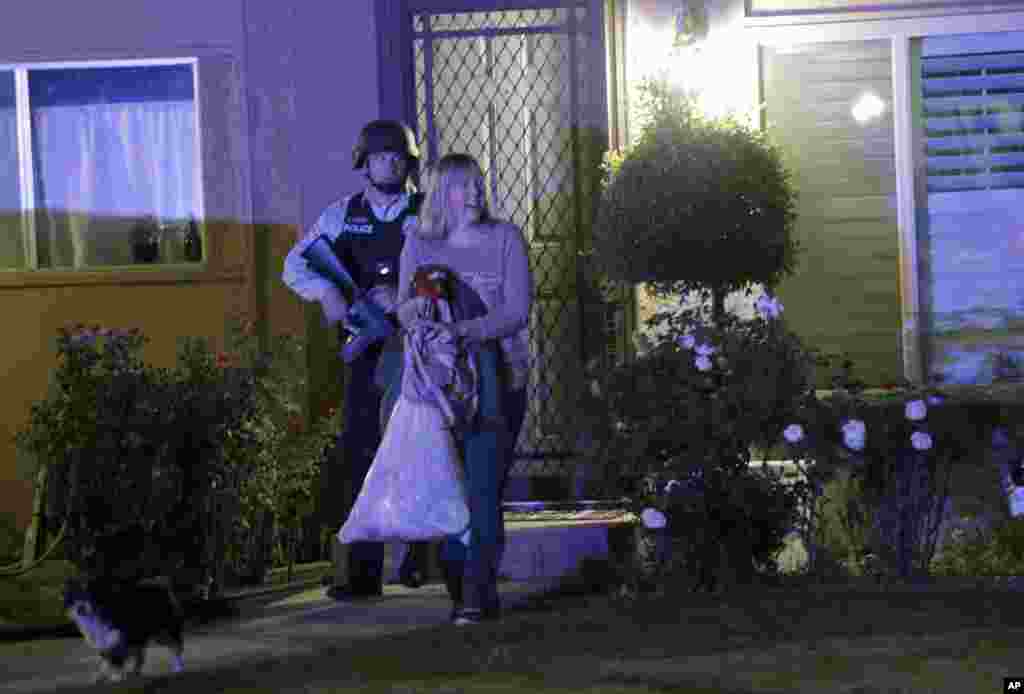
[923,51,1024,192]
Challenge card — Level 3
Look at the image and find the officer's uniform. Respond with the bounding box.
[282,189,423,595]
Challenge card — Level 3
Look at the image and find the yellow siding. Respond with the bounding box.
[764,40,904,387]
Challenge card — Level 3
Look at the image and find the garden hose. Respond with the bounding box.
[0,520,67,577]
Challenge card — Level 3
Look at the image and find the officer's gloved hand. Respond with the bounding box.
[319,286,350,326]
[366,285,398,314]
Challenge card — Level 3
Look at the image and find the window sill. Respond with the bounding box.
[0,263,246,289]
[744,2,1024,27]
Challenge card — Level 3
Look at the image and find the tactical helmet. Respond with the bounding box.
[353,120,420,171]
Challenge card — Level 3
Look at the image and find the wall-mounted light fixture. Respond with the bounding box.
[673,0,709,49]
[852,92,886,124]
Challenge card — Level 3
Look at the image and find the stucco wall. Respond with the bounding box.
[0,0,380,529]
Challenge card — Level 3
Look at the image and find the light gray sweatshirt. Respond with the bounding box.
[397,221,533,391]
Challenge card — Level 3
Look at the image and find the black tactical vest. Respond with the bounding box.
[330,191,423,293]
[332,192,422,349]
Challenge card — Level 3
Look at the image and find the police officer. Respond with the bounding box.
[282,120,428,600]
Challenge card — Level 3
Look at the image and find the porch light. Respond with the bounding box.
[628,0,756,134]
[673,0,709,49]
[852,92,886,124]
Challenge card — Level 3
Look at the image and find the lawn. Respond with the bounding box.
[0,559,77,627]
[8,535,1024,693]
[45,558,1024,694]
[0,559,332,628]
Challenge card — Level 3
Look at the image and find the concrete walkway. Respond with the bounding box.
[0,578,563,693]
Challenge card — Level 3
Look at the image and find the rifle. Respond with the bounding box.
[300,235,396,363]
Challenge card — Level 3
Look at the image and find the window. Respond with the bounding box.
[754,13,1024,387]
[749,0,997,13]
[1,70,19,270]
[1,60,203,270]
[917,34,1024,384]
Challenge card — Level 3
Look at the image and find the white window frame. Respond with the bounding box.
[744,7,1024,385]
[0,57,204,271]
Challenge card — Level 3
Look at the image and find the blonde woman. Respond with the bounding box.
[396,153,532,626]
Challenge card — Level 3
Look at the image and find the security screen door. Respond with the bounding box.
[382,0,612,484]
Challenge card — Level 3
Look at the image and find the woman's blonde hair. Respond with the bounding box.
[417,153,493,240]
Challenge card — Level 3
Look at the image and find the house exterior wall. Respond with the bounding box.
[625,0,1024,388]
[244,0,381,421]
[626,0,903,386]
[0,0,380,529]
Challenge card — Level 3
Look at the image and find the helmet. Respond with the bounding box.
[353,120,420,171]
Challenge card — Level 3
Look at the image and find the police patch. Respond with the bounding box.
[342,223,374,235]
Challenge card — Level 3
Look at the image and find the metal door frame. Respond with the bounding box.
[376,0,610,138]
[374,0,628,487]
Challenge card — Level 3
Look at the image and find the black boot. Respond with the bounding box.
[399,543,428,589]
[439,560,463,620]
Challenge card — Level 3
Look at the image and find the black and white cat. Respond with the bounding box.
[64,577,185,683]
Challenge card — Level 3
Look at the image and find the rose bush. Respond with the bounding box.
[13,324,259,586]
[13,318,338,589]
[580,293,820,592]
[217,313,339,582]
[778,371,992,582]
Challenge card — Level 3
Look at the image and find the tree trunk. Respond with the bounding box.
[711,286,726,328]
[22,462,48,566]
[249,509,274,585]
[286,525,295,584]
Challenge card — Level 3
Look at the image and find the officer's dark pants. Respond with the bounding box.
[439,350,528,614]
[337,342,386,592]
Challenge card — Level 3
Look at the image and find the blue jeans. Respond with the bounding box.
[440,377,528,612]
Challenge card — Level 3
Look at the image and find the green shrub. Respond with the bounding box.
[932,517,1024,577]
[665,465,799,584]
[814,468,875,573]
[592,78,799,323]
[0,512,24,565]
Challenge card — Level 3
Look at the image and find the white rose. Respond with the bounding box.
[783,424,804,444]
[911,431,933,451]
[842,419,866,451]
[641,508,667,530]
[756,294,784,319]
[1009,487,1024,517]
[695,355,713,372]
[905,399,927,421]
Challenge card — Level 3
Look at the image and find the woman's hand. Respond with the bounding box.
[395,296,430,330]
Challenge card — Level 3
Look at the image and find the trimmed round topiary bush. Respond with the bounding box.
[592,79,800,323]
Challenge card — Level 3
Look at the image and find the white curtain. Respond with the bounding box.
[31,99,198,268]
[0,72,21,269]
